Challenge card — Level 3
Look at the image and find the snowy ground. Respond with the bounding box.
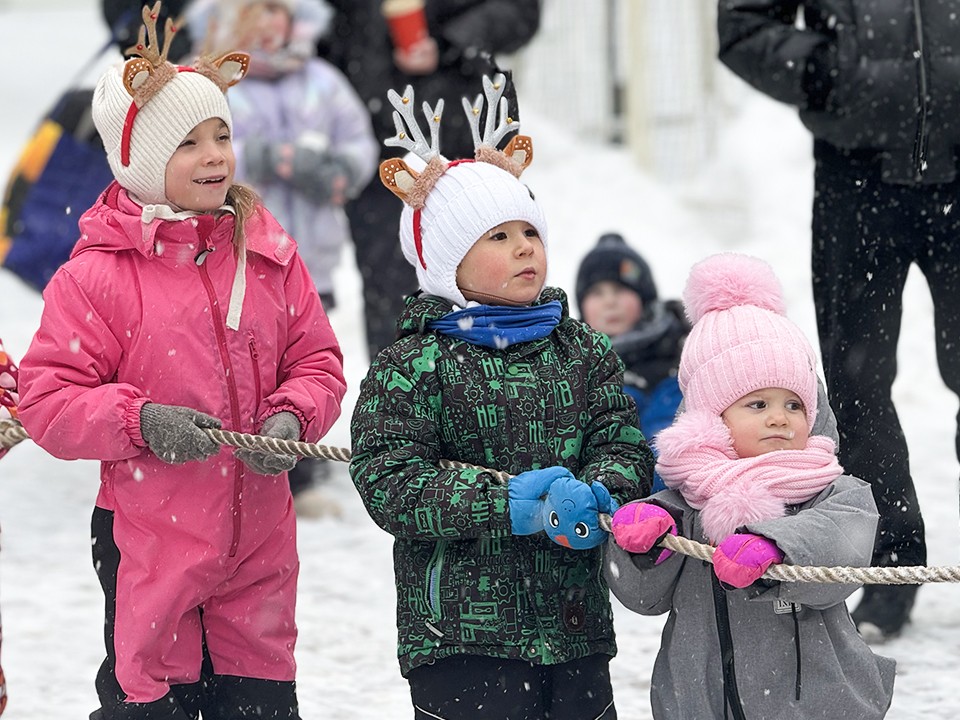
[1,4,959,719]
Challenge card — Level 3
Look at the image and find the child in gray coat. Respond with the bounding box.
[605,253,895,719]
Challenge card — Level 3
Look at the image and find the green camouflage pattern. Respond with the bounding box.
[350,287,653,676]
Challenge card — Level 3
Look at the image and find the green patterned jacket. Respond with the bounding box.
[350,287,653,676]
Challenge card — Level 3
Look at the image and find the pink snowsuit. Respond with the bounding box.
[17,182,346,703]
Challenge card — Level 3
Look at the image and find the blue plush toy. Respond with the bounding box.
[542,476,619,550]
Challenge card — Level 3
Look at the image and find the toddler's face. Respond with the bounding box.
[237,2,293,53]
[581,280,643,336]
[456,220,546,306]
[164,118,236,213]
[721,387,809,458]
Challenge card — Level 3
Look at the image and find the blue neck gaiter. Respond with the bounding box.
[428,301,562,349]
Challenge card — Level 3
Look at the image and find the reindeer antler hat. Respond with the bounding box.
[92,1,250,206]
[379,74,547,307]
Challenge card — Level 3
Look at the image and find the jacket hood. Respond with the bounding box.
[74,181,298,267]
[395,286,571,340]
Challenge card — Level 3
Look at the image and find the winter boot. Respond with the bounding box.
[852,584,918,642]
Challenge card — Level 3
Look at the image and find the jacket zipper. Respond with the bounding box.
[912,0,929,179]
[425,541,447,635]
[199,263,244,557]
[711,573,748,720]
[248,334,262,413]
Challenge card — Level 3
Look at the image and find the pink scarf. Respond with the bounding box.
[654,410,843,543]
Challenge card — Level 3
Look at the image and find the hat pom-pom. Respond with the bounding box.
[683,253,786,324]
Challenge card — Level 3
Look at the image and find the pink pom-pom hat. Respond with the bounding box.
[678,253,819,428]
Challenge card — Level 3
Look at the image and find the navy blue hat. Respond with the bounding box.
[575,233,657,315]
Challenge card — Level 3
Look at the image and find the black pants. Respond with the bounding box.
[811,141,960,567]
[345,178,418,359]
[407,654,616,720]
[90,508,301,720]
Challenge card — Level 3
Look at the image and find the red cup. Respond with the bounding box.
[383,0,428,53]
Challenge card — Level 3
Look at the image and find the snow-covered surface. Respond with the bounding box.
[1,4,958,718]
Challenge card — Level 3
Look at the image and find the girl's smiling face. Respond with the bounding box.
[164,118,235,212]
[456,220,546,306]
[721,387,810,458]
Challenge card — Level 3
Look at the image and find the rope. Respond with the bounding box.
[4,419,960,585]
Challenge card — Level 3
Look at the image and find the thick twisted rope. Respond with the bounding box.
[3,419,959,585]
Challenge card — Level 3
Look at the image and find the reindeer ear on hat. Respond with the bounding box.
[210,51,250,88]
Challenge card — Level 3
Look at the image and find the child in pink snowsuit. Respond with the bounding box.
[16,8,345,719]
[0,336,17,716]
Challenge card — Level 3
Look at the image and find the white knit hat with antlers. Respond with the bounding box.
[92,2,248,206]
[398,162,547,306]
[381,74,547,307]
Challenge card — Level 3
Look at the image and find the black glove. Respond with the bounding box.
[139,403,222,464]
[235,411,301,475]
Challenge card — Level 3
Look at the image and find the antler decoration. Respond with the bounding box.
[379,74,535,205]
[461,73,533,178]
[122,1,178,105]
[462,73,519,150]
[380,85,449,208]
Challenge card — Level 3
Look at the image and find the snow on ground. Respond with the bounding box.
[1,3,959,718]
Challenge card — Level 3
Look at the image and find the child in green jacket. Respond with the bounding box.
[349,75,652,719]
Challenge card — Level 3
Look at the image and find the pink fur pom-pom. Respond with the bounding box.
[683,253,786,325]
[700,482,787,544]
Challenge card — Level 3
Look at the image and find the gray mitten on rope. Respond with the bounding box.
[235,411,301,475]
[139,403,222,464]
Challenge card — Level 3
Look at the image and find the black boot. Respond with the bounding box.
[851,584,918,642]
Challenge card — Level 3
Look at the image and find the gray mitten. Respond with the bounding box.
[242,137,277,185]
[139,403,222,464]
[287,142,351,205]
[235,411,301,475]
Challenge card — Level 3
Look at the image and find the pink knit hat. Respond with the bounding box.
[678,253,819,428]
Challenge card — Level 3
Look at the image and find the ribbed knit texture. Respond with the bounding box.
[678,253,819,427]
[399,161,547,307]
[655,410,842,542]
[92,64,233,206]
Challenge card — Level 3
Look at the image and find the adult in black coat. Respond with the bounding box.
[718,0,960,640]
[319,0,541,359]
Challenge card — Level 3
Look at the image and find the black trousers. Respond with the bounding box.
[811,141,960,567]
[345,178,418,360]
[407,654,616,720]
[90,508,301,720]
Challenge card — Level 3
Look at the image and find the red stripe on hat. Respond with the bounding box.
[120,66,200,167]
[413,207,426,269]
[409,158,475,269]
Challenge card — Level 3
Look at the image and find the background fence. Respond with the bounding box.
[512,0,726,182]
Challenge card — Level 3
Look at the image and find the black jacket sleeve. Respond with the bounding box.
[717,0,833,110]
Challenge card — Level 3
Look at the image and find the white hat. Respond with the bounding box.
[92,63,234,206]
[398,160,548,307]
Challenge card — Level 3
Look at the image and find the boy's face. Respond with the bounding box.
[456,220,546,306]
[237,2,293,53]
[581,280,643,336]
[164,118,235,213]
[721,387,810,458]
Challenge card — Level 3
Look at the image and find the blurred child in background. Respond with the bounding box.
[189,0,379,517]
[576,233,689,492]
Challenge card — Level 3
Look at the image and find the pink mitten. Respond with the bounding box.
[713,533,784,588]
[611,503,677,564]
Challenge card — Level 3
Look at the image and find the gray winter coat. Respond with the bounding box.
[604,387,895,719]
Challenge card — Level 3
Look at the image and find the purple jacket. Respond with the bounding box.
[230,59,378,296]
